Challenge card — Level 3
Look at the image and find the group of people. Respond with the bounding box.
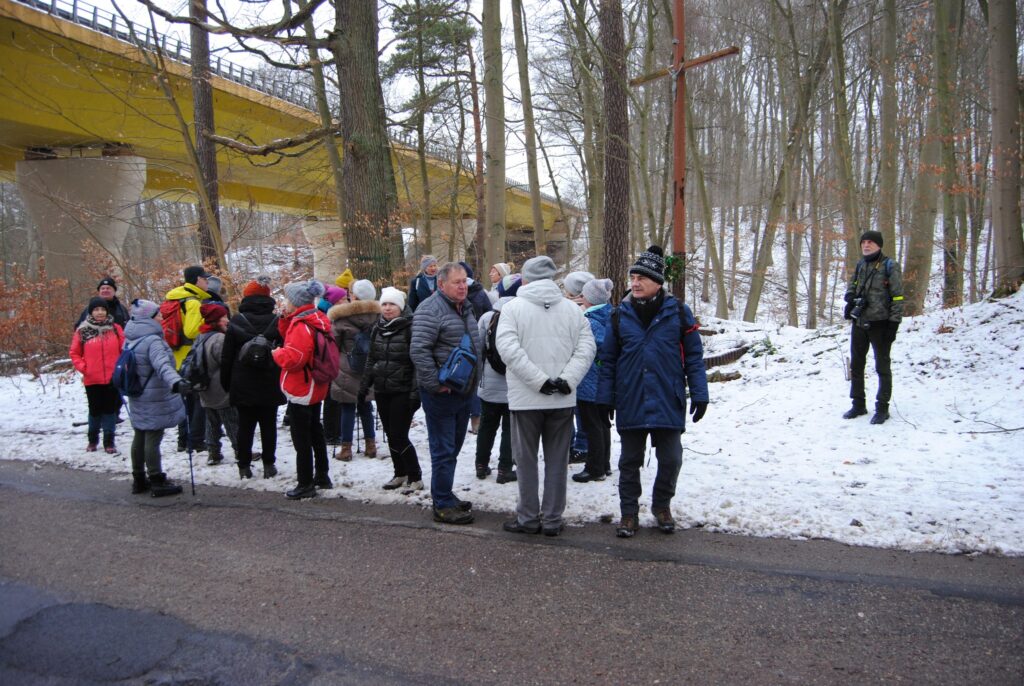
[68,230,902,536]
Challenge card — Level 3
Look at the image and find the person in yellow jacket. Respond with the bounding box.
[166,265,212,452]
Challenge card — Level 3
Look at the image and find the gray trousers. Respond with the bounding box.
[130,429,165,477]
[510,408,574,528]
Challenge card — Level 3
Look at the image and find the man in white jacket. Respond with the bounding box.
[495,256,596,537]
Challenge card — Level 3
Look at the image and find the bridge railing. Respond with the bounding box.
[14,0,569,211]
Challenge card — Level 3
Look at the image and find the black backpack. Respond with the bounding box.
[347,329,372,374]
[179,333,212,391]
[237,314,278,370]
[485,312,506,375]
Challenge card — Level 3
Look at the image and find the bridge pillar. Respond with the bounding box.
[414,218,477,264]
[16,155,146,297]
[301,217,347,283]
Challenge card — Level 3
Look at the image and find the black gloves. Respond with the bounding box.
[886,320,900,342]
[844,292,855,304]
[539,379,559,395]
[173,379,192,395]
[843,301,854,320]
[690,401,708,423]
[553,378,572,395]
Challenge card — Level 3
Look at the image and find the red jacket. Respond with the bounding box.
[272,304,332,405]
[70,323,125,386]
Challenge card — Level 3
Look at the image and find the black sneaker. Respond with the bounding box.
[503,518,541,534]
[843,405,868,419]
[313,476,333,490]
[433,507,474,525]
[569,449,587,464]
[286,484,316,500]
[475,464,492,480]
[572,470,604,483]
[870,406,890,424]
[456,498,472,512]
[543,523,564,537]
[263,463,278,478]
[238,464,253,479]
[616,514,639,538]
[496,470,518,484]
[653,508,676,534]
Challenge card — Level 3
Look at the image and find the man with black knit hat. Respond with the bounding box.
[164,265,212,452]
[596,245,709,538]
[74,276,130,329]
[843,230,904,424]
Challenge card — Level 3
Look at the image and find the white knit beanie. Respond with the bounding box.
[380,286,406,311]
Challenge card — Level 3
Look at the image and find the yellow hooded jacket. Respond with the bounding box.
[164,283,212,369]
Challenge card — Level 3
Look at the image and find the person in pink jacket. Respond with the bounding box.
[70,296,125,453]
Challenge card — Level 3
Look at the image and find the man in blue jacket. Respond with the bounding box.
[596,246,709,538]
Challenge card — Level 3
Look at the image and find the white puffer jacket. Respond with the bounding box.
[494,279,595,411]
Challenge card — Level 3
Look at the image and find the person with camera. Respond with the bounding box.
[843,230,904,425]
[409,262,481,525]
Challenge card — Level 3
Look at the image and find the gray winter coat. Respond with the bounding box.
[197,331,229,410]
[123,316,186,430]
[477,299,511,404]
[410,289,481,395]
[845,253,904,324]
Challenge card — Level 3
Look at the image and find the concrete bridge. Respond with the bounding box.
[0,0,578,292]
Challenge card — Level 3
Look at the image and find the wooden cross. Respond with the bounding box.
[630,1,738,303]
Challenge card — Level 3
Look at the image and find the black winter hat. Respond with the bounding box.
[96,276,117,291]
[629,245,666,285]
[183,265,211,284]
[860,230,884,248]
[87,296,111,314]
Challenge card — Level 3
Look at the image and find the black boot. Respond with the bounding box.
[870,403,890,425]
[131,472,150,495]
[206,446,223,466]
[238,463,253,479]
[149,473,183,498]
[262,459,278,479]
[843,401,868,419]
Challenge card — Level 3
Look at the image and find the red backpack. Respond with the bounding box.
[296,310,340,385]
[159,297,195,349]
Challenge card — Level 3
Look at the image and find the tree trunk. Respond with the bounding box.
[878,0,898,250]
[189,0,221,267]
[415,0,433,257]
[511,0,546,253]
[482,0,506,264]
[903,105,942,315]
[935,0,963,308]
[467,42,486,276]
[686,95,728,318]
[988,0,1024,293]
[599,0,630,299]
[331,0,401,282]
[827,0,860,276]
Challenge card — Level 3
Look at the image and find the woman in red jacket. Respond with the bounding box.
[272,280,335,500]
[70,297,125,453]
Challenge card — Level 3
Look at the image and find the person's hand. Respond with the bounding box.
[173,379,192,395]
[539,379,559,395]
[843,301,854,320]
[844,292,855,304]
[553,378,572,395]
[887,320,900,342]
[690,401,708,423]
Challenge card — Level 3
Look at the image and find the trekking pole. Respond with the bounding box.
[355,403,362,454]
[185,400,196,495]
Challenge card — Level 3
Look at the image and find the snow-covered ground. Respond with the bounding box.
[2,290,1021,556]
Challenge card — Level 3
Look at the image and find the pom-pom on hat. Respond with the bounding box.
[522,256,557,283]
[629,245,666,285]
[351,279,377,302]
[183,265,211,285]
[582,278,614,305]
[335,269,354,290]
[243,275,272,298]
[283,280,325,308]
[96,276,117,292]
[87,296,111,314]
[380,286,407,311]
[860,230,884,248]
[200,302,228,324]
[131,299,160,320]
[563,271,595,297]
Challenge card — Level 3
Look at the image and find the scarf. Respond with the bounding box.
[631,289,665,331]
[376,315,408,338]
[77,316,113,344]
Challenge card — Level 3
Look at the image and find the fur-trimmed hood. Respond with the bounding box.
[327,299,381,322]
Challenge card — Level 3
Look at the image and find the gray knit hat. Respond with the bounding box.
[563,271,595,297]
[521,256,557,283]
[283,280,325,308]
[205,275,222,296]
[130,298,160,320]
[351,279,377,302]
[629,245,666,285]
[582,278,613,305]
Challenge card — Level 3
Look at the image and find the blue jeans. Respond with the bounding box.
[340,400,376,443]
[572,406,589,453]
[420,390,471,509]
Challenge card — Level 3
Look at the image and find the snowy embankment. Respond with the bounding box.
[1,291,1021,555]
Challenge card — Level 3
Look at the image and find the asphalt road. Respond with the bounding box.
[0,459,1021,685]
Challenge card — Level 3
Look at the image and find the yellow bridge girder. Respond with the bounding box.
[0,0,571,229]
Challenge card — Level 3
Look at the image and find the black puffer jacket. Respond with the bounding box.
[220,294,286,407]
[358,315,416,397]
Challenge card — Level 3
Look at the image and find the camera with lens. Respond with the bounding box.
[850,297,868,325]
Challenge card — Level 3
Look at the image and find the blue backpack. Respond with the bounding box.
[347,329,373,374]
[438,332,477,393]
[111,335,157,397]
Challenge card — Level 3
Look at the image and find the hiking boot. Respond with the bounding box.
[286,484,316,500]
[503,518,541,534]
[476,464,492,480]
[238,464,253,479]
[456,498,473,512]
[206,447,223,466]
[543,523,565,537]
[870,403,890,425]
[496,470,518,484]
[337,443,353,461]
[469,416,480,434]
[86,442,98,452]
[131,472,150,495]
[653,507,676,534]
[433,507,474,525]
[149,473,183,498]
[104,446,117,455]
[616,514,639,538]
[262,461,278,479]
[570,449,587,464]
[572,470,604,483]
[405,480,424,492]
[382,475,406,490]
[363,438,378,458]
[842,403,868,419]
[313,475,333,490]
